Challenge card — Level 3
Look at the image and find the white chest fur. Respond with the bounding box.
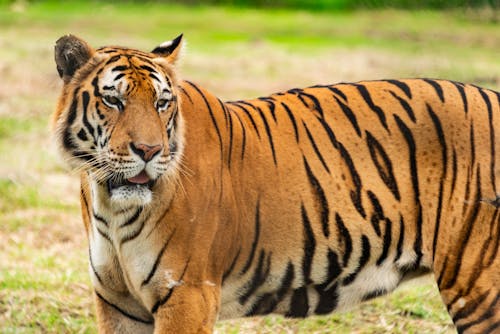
[88,184,162,316]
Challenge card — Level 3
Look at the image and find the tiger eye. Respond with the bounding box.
[104,95,120,106]
[157,99,169,109]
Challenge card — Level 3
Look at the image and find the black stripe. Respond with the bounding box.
[105,55,121,64]
[289,88,324,117]
[386,79,412,99]
[452,290,490,323]
[256,106,277,165]
[120,219,146,245]
[231,102,261,139]
[422,78,445,103]
[301,204,316,285]
[452,81,468,114]
[317,117,339,150]
[186,82,224,166]
[222,247,241,282]
[281,102,299,142]
[245,261,295,316]
[314,282,339,315]
[376,218,392,265]
[470,122,476,174]
[484,321,500,334]
[481,209,500,268]
[231,111,247,160]
[76,128,88,142]
[335,213,352,267]
[333,95,361,137]
[149,73,160,82]
[142,227,177,287]
[394,114,423,266]
[389,90,416,122]
[343,235,371,285]
[286,287,309,318]
[325,85,348,102]
[277,261,295,298]
[89,249,104,286]
[354,83,388,130]
[367,190,384,236]
[178,85,193,104]
[366,131,401,201]
[314,249,341,314]
[338,141,365,218]
[456,293,499,333]
[427,104,447,261]
[239,250,272,304]
[93,212,109,226]
[96,291,153,324]
[114,73,125,81]
[394,215,405,263]
[81,91,95,144]
[63,91,80,151]
[362,288,388,302]
[120,208,142,228]
[449,148,458,202]
[218,99,234,168]
[321,249,342,286]
[303,122,330,173]
[436,255,448,288]
[91,75,101,98]
[240,199,261,275]
[259,97,277,122]
[140,65,157,73]
[478,88,496,195]
[443,168,482,290]
[96,226,112,243]
[151,260,189,314]
[112,65,128,72]
[303,157,330,237]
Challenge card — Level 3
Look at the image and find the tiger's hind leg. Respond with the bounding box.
[433,201,500,334]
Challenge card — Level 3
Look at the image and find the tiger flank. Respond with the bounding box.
[52,34,499,333]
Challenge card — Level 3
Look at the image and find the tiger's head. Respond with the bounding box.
[53,35,185,207]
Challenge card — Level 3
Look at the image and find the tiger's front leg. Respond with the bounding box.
[94,292,154,334]
[153,283,220,334]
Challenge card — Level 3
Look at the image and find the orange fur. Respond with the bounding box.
[53,35,499,333]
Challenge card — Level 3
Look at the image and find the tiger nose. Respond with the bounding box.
[130,143,163,162]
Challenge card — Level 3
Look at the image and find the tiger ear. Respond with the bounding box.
[151,34,184,64]
[55,35,94,83]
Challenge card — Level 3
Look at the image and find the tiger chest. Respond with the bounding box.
[88,214,166,317]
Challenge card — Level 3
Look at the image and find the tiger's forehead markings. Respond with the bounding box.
[96,53,170,100]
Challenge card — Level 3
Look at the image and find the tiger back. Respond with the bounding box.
[53,34,500,334]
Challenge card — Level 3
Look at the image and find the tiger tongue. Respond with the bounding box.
[127,170,150,184]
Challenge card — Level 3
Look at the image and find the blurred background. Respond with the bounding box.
[0,0,498,333]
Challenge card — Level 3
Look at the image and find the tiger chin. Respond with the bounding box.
[53,34,499,334]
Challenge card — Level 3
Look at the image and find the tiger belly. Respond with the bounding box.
[219,252,410,319]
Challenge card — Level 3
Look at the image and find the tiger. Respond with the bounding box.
[52,33,500,334]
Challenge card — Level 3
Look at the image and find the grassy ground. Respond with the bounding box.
[0,1,498,333]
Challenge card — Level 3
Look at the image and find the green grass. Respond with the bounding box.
[0,1,498,333]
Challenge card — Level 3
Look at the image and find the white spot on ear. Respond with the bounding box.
[159,40,174,48]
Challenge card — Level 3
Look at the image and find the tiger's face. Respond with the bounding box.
[53,35,185,207]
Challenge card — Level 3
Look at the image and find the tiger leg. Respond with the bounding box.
[94,292,154,334]
[153,284,220,334]
[434,201,500,334]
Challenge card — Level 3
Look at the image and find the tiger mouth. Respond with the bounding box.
[106,170,156,194]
